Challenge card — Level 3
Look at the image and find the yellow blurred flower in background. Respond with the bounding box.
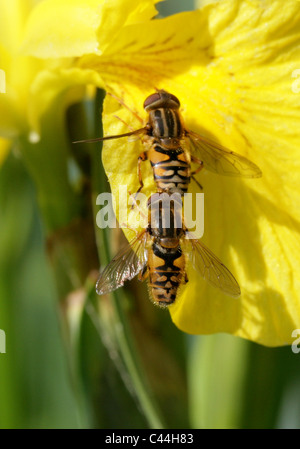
[0,0,90,157]
[0,0,41,161]
[7,0,300,347]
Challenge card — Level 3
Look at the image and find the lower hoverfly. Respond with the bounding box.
[96,193,240,306]
[75,90,262,196]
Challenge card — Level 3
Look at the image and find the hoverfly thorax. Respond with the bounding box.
[144,90,184,140]
[148,108,184,139]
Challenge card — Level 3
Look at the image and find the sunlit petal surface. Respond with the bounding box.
[22,0,159,57]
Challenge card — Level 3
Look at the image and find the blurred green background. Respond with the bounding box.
[1,0,300,430]
[1,151,300,429]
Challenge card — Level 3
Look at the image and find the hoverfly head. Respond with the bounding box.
[143,90,180,112]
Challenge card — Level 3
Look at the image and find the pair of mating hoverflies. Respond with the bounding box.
[76,90,262,306]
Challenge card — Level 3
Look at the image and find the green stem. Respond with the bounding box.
[189,334,249,429]
[113,289,165,429]
[92,89,165,429]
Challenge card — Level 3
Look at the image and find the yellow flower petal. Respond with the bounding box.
[77,8,207,105]
[196,0,219,5]
[0,0,46,139]
[19,0,161,133]
[21,1,209,134]
[22,0,105,57]
[96,0,159,54]
[28,66,104,134]
[22,0,159,58]
[0,0,31,51]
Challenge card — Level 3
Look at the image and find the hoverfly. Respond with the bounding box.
[75,90,262,195]
[96,193,240,306]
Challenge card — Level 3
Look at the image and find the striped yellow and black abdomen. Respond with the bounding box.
[147,241,185,307]
[148,144,191,194]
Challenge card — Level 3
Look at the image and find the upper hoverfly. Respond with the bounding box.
[74,89,262,195]
[96,193,240,306]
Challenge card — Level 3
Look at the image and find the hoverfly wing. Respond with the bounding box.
[73,127,146,144]
[187,129,262,178]
[96,231,148,295]
[183,237,241,297]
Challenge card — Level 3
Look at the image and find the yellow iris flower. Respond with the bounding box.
[19,0,300,346]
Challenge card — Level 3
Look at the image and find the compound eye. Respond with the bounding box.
[168,93,180,107]
[143,93,161,110]
[144,90,181,111]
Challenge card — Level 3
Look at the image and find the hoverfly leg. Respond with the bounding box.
[184,273,189,284]
[112,116,144,142]
[113,114,135,131]
[191,175,203,191]
[138,265,148,281]
[191,155,204,173]
[130,151,148,210]
[120,222,139,237]
[107,92,144,124]
[137,151,148,190]
[191,156,204,190]
[128,191,147,222]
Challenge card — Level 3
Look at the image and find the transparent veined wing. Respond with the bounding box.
[186,129,262,178]
[96,231,148,295]
[182,237,241,297]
